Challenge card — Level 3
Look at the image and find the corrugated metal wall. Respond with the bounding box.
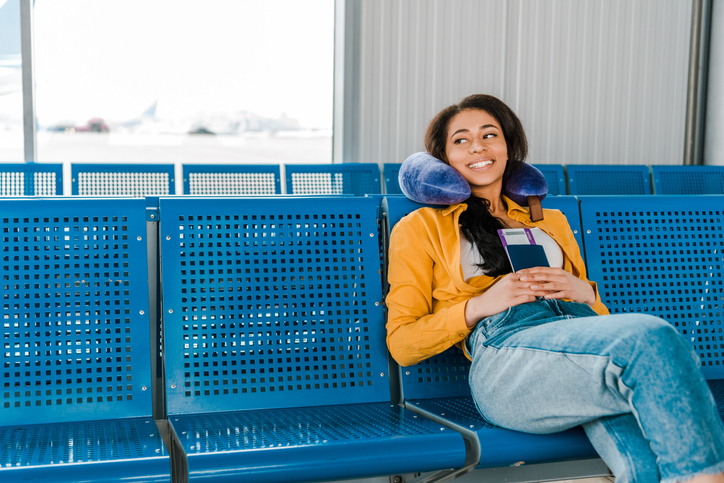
[338,0,693,166]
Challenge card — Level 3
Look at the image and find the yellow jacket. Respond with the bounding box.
[385,196,609,367]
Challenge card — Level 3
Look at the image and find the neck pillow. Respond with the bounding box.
[398,152,548,221]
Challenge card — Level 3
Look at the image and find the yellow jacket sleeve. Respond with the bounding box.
[385,211,483,366]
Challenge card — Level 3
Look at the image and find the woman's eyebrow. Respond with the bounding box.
[450,124,498,139]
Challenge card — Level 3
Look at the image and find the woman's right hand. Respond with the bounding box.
[464,273,547,327]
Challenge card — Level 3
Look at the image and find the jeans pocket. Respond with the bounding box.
[558,300,599,318]
[478,307,513,340]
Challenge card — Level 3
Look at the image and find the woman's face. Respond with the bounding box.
[445,109,508,198]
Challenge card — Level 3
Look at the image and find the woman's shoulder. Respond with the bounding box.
[538,207,576,241]
[394,205,459,228]
[390,205,461,242]
[541,207,568,223]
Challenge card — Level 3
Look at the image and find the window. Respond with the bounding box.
[33,0,334,165]
[0,0,23,162]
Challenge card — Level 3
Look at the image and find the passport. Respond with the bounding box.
[498,228,550,272]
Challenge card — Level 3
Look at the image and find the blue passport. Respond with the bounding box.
[504,244,550,272]
[498,228,550,272]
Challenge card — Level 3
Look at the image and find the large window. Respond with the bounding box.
[0,0,23,162]
[32,0,334,165]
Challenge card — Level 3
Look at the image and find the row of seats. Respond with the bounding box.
[0,163,379,196]
[534,164,724,196]
[3,162,724,197]
[1,194,722,483]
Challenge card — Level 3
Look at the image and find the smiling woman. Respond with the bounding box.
[386,93,724,483]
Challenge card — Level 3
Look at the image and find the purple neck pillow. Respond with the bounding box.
[398,152,548,221]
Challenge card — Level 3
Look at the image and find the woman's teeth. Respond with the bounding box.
[468,160,493,168]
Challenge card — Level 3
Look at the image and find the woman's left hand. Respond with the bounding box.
[517,267,596,306]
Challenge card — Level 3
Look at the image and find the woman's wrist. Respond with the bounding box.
[464,293,494,328]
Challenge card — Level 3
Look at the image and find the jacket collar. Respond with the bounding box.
[441,195,532,222]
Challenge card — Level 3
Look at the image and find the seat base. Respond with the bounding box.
[0,417,170,483]
[168,402,467,483]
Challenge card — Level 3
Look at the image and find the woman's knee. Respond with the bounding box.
[612,314,698,366]
[610,314,679,344]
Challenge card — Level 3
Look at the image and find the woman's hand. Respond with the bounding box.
[517,267,596,306]
[464,273,548,327]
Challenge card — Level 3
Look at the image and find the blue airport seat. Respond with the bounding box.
[383,195,598,470]
[567,164,651,195]
[579,195,724,381]
[0,162,63,195]
[285,163,382,195]
[532,164,567,196]
[0,198,170,483]
[158,196,467,483]
[384,163,403,194]
[72,163,176,196]
[182,164,281,195]
[651,165,724,194]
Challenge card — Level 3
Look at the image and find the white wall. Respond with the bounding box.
[337,0,693,166]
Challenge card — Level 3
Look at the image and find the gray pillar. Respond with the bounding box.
[704,0,724,165]
[20,0,36,162]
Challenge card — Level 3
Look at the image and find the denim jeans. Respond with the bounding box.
[467,299,724,483]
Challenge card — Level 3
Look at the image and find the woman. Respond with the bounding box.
[386,94,724,483]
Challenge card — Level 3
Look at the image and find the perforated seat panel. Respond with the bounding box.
[568,165,651,195]
[78,172,170,196]
[285,164,381,195]
[171,403,465,482]
[0,198,154,424]
[0,164,63,196]
[0,418,169,482]
[188,172,278,195]
[401,346,471,400]
[652,166,724,194]
[159,197,389,414]
[183,164,282,195]
[581,195,724,379]
[72,164,175,196]
[0,418,166,465]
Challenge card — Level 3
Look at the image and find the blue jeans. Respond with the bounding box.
[467,299,724,483]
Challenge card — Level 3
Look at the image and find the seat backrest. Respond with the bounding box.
[384,195,585,401]
[182,164,282,195]
[567,165,651,195]
[580,195,724,380]
[159,196,389,415]
[0,198,154,425]
[72,163,176,196]
[285,164,382,195]
[532,164,567,196]
[0,163,63,196]
[383,163,402,195]
[652,165,724,195]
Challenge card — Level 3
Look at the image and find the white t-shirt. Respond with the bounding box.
[460,227,564,282]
